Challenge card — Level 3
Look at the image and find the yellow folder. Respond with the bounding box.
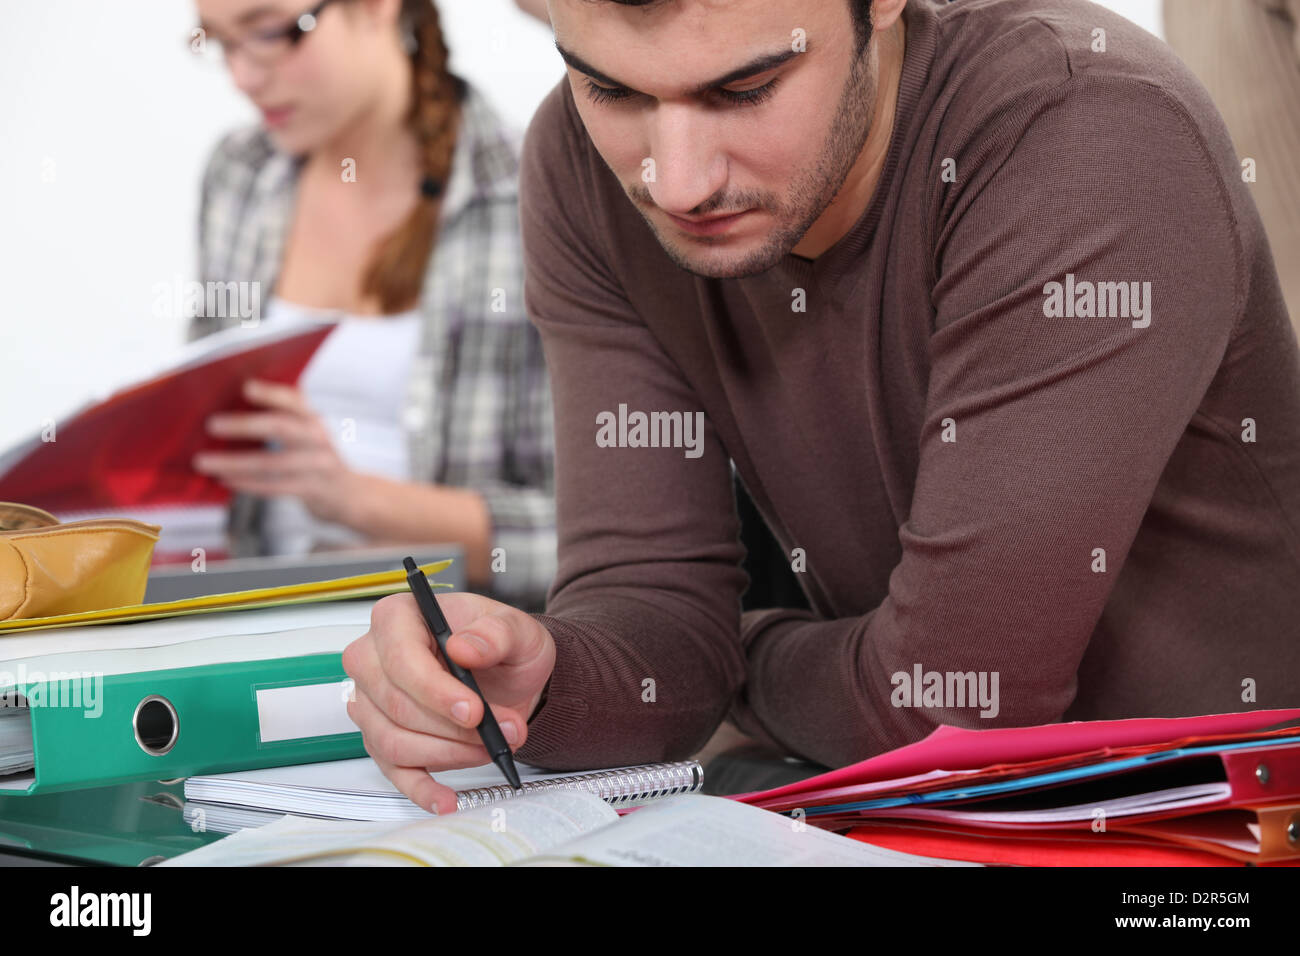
[0,559,453,634]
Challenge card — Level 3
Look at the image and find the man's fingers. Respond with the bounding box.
[421,590,518,633]
[445,607,551,677]
[344,630,484,744]
[377,633,527,743]
[369,599,504,732]
[347,686,491,772]
[444,612,517,669]
[353,593,542,747]
[369,756,462,816]
[341,593,550,815]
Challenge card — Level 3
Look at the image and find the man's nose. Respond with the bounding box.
[644,104,727,216]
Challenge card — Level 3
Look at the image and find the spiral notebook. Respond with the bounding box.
[183,756,704,831]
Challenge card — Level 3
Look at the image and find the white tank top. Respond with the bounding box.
[259,296,423,554]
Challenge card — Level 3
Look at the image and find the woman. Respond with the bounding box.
[1164,0,1300,336]
[186,0,556,610]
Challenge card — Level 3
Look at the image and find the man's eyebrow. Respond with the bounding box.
[554,41,802,96]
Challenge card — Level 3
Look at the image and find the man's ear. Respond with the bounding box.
[871,0,908,33]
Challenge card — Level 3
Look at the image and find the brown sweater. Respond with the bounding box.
[511,0,1300,771]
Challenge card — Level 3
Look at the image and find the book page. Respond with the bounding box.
[160,790,619,867]
[531,794,980,866]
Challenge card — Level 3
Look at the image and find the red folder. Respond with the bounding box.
[844,803,1300,867]
[842,821,1252,867]
[0,323,334,513]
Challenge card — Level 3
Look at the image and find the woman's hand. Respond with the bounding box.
[193,377,361,525]
[341,591,556,814]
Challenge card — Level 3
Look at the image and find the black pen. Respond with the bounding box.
[402,557,524,794]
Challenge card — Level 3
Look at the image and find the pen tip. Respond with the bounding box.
[402,556,418,573]
[497,755,524,794]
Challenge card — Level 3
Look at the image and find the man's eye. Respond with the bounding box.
[581,76,782,108]
[716,77,781,107]
[583,79,634,105]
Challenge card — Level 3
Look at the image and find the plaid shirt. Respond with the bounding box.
[189,79,556,610]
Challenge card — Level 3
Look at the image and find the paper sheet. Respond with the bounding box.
[160,790,618,866]
[534,794,981,867]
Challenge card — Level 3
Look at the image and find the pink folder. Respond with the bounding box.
[734,707,1300,805]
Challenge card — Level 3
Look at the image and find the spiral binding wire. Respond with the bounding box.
[455,761,703,812]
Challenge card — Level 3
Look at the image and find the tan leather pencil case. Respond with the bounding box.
[0,502,161,621]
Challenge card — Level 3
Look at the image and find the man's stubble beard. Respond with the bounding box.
[629,39,878,280]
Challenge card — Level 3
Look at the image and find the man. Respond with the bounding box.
[343,0,1300,814]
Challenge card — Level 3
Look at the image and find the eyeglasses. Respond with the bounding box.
[189,0,342,67]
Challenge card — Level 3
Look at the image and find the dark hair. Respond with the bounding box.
[598,0,874,56]
[360,0,467,314]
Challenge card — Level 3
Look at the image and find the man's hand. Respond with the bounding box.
[341,591,556,815]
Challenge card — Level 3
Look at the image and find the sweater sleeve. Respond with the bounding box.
[729,76,1247,767]
[512,86,749,770]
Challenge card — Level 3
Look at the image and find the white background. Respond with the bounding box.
[0,0,1162,450]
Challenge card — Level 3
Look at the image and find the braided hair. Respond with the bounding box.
[360,0,467,313]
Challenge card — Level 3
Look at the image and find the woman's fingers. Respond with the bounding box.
[205,410,320,447]
[192,447,330,480]
[242,378,313,414]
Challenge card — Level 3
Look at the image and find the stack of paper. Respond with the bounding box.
[0,705,32,775]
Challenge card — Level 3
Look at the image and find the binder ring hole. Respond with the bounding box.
[133,695,178,756]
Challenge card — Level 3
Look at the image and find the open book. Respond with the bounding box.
[160,790,980,867]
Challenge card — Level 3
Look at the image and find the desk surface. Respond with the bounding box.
[0,723,827,866]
